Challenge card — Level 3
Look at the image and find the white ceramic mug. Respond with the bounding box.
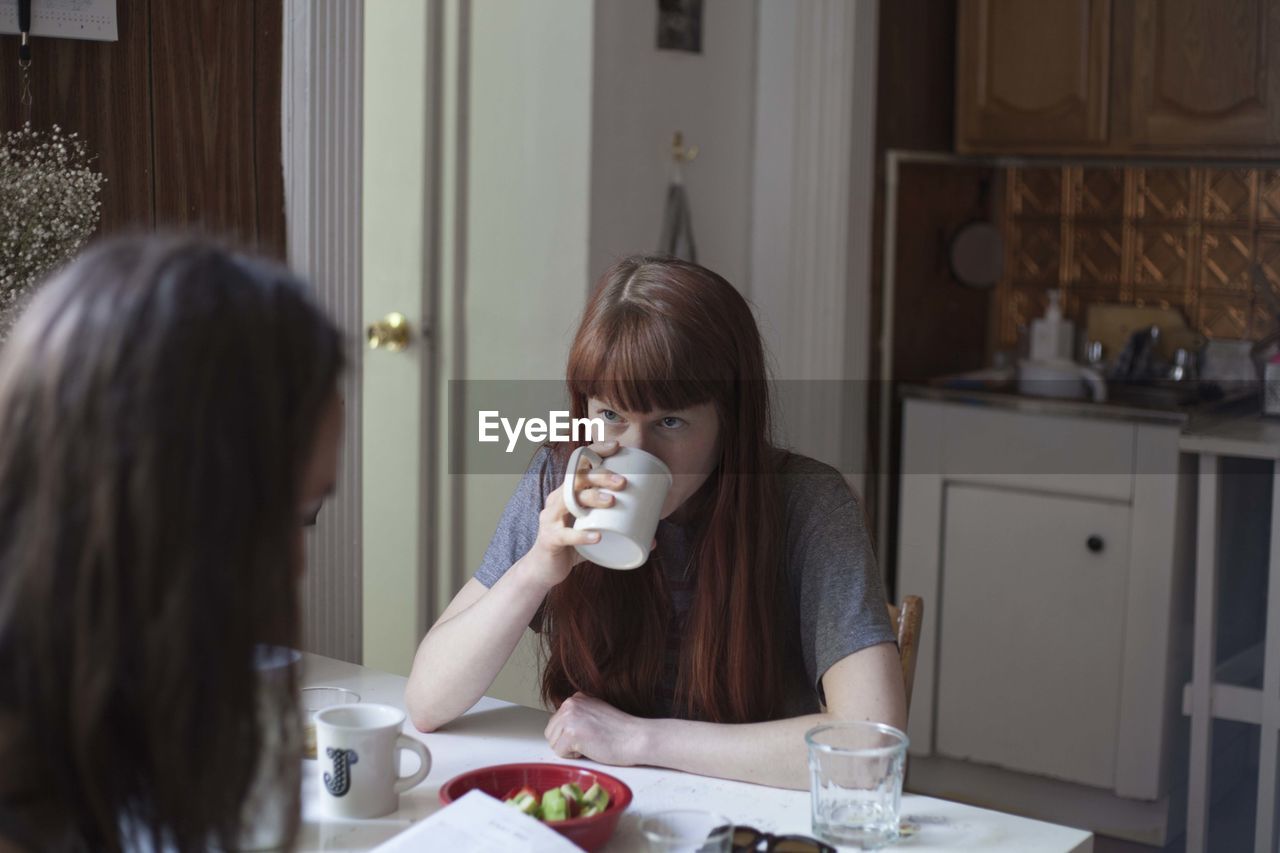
[314,703,431,819]
[562,444,673,570]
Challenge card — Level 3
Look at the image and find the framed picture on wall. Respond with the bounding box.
[656,0,702,53]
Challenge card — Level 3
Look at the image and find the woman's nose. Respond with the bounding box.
[617,426,648,453]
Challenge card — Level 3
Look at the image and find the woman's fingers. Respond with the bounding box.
[575,487,615,509]
[555,527,601,548]
[575,468,626,494]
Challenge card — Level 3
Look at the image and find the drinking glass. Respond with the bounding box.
[239,646,303,850]
[805,721,909,850]
[300,686,360,760]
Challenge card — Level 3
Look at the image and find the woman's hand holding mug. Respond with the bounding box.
[525,440,627,589]
[560,442,672,571]
[525,439,673,587]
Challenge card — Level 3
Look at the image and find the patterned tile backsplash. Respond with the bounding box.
[996,165,1280,348]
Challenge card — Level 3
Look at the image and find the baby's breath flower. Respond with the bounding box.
[0,123,105,336]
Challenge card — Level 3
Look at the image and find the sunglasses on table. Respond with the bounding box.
[726,825,835,853]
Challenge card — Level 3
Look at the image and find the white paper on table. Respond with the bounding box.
[0,0,118,42]
[370,790,583,853]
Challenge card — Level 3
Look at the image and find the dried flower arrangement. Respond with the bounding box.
[0,123,105,335]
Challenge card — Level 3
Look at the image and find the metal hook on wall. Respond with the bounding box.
[671,131,698,164]
[670,131,698,185]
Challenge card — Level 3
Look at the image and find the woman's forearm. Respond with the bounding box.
[405,558,551,731]
[633,646,907,789]
[637,713,832,790]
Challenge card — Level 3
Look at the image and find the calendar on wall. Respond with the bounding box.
[0,0,117,42]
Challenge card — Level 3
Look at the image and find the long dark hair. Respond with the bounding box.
[0,236,342,851]
[541,256,789,724]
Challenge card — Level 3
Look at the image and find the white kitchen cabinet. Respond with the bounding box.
[936,484,1131,788]
[897,393,1196,844]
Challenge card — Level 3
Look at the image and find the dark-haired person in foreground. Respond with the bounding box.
[0,237,343,851]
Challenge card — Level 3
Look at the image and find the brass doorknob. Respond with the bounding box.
[367,312,412,352]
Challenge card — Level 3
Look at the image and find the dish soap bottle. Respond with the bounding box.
[1030,289,1074,362]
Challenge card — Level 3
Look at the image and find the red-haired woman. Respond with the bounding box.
[405,256,905,789]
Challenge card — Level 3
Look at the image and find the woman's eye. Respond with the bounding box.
[599,409,620,422]
[659,416,686,429]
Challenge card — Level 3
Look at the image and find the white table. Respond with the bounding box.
[1180,414,1280,853]
[296,653,1093,852]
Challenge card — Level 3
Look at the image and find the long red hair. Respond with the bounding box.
[540,256,789,723]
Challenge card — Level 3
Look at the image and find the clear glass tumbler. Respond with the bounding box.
[300,686,360,760]
[805,721,909,850]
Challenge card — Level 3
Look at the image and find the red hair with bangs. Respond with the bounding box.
[540,256,789,724]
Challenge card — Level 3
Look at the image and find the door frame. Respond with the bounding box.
[282,0,367,663]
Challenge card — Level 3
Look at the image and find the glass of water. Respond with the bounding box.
[300,686,360,760]
[805,721,909,850]
[639,810,733,852]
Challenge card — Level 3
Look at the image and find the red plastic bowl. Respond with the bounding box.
[438,762,632,852]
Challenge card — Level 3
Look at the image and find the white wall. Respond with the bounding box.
[588,0,757,290]
[457,0,596,706]
[749,1,878,493]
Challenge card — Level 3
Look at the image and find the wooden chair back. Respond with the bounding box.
[887,595,924,715]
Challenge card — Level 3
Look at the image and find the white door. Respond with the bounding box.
[936,483,1131,789]
[359,0,445,675]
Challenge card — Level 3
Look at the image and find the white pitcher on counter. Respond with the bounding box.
[1017,291,1107,402]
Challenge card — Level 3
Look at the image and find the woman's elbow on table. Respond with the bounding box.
[404,683,449,733]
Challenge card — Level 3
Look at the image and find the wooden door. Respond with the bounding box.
[936,483,1130,789]
[1125,0,1280,153]
[956,0,1111,152]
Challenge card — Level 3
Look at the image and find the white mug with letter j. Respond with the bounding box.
[314,703,431,819]
[562,444,673,569]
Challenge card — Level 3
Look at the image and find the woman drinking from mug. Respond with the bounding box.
[406,256,905,790]
[0,237,343,852]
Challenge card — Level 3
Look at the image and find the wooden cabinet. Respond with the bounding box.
[1124,0,1280,151]
[936,484,1130,788]
[956,0,1280,156]
[957,0,1111,150]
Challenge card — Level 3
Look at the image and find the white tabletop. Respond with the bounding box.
[296,653,1093,852]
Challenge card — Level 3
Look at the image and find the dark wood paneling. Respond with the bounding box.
[0,0,154,233]
[1,1,283,251]
[253,0,286,259]
[875,0,957,154]
[150,0,259,245]
[865,0,957,563]
[890,165,995,384]
[881,163,998,594]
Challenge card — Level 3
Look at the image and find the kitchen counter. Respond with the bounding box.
[900,381,1259,429]
[1179,412,1280,460]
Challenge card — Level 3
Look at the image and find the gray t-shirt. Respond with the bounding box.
[474,446,895,718]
